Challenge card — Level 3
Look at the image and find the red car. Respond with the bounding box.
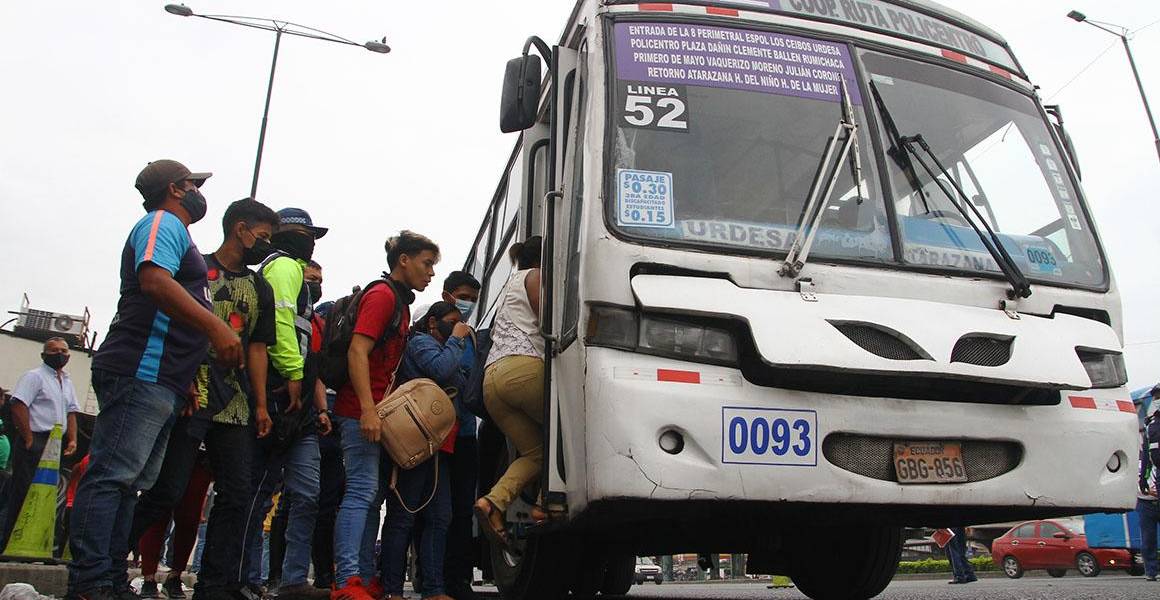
[991,519,1143,578]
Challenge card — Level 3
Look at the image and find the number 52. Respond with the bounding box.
[624,95,688,130]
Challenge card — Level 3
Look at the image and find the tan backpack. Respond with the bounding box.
[375,378,457,513]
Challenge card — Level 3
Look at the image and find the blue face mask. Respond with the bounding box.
[454,299,476,319]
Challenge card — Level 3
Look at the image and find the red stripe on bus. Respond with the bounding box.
[640,3,674,11]
[706,6,739,16]
[1117,400,1136,413]
[1069,396,1097,409]
[941,49,968,63]
[989,65,1013,79]
[657,369,700,384]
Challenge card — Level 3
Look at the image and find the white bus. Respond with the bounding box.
[464,1,1136,598]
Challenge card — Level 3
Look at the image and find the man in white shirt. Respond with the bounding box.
[0,337,80,546]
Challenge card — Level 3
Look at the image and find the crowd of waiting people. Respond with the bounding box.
[39,159,547,600]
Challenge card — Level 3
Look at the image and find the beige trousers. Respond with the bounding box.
[482,355,545,511]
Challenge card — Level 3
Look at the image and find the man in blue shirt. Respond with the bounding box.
[67,160,243,600]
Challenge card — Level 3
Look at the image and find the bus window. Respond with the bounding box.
[499,159,523,238]
[526,142,549,238]
[470,215,493,288]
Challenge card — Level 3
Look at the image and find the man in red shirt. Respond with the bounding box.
[331,231,440,600]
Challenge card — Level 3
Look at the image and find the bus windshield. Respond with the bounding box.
[609,22,893,263]
[607,20,1107,289]
[861,50,1106,288]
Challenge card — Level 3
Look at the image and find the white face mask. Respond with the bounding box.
[454,299,476,320]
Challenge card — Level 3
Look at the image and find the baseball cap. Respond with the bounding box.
[135,159,212,206]
[276,207,328,238]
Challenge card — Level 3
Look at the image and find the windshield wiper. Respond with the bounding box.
[780,77,866,278]
[869,80,930,214]
[869,82,1031,300]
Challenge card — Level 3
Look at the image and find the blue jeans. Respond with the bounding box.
[946,527,975,580]
[1139,498,1160,578]
[333,416,381,587]
[380,454,451,597]
[243,433,321,587]
[68,370,181,594]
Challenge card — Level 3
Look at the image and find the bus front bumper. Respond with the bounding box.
[581,348,1138,518]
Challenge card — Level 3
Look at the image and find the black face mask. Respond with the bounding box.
[180,187,208,223]
[435,320,456,340]
[243,236,274,266]
[272,231,315,262]
[306,281,322,303]
[43,353,69,370]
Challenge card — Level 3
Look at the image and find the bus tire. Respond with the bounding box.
[790,524,901,600]
[599,553,635,596]
[489,531,571,600]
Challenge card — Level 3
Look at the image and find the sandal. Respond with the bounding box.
[474,497,510,548]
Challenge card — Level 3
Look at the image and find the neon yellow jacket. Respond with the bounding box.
[262,255,307,381]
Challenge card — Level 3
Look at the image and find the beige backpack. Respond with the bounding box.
[375,378,457,512]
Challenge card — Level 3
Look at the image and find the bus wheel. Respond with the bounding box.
[790,524,902,600]
[599,553,636,596]
[489,530,571,600]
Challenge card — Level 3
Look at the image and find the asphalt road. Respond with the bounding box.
[473,574,1154,599]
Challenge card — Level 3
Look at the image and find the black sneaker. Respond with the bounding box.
[163,578,188,599]
[140,582,161,599]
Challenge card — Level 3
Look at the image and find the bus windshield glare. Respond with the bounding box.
[608,21,1107,289]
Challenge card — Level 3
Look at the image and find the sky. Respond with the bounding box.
[0,1,1157,389]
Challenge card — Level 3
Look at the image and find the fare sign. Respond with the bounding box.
[893,441,967,484]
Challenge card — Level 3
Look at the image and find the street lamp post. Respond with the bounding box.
[1068,10,1160,166]
[163,4,390,197]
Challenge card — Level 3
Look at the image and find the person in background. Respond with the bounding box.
[0,389,10,504]
[474,237,544,546]
[309,298,344,591]
[189,487,213,575]
[331,231,438,600]
[137,455,212,599]
[68,159,244,600]
[243,209,332,600]
[945,527,977,585]
[437,272,481,600]
[0,337,80,547]
[380,302,470,600]
[1138,391,1160,582]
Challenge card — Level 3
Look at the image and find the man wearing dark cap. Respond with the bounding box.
[240,208,332,598]
[67,160,244,600]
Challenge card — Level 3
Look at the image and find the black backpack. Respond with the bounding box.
[317,278,404,390]
[460,328,492,419]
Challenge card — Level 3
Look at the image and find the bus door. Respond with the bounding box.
[541,42,582,515]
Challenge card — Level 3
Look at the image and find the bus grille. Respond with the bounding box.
[822,434,1022,483]
[951,335,1013,367]
[830,322,928,361]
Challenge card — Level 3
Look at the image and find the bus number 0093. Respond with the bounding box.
[727,415,811,458]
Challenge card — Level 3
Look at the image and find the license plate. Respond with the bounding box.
[893,441,967,484]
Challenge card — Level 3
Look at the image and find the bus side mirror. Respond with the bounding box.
[500,54,542,133]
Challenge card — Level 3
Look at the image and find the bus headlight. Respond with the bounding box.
[587,305,740,366]
[1076,348,1128,389]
